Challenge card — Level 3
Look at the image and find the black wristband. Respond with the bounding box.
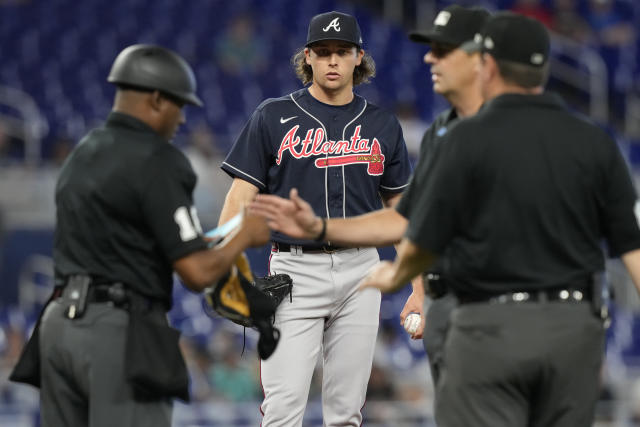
[313,217,327,242]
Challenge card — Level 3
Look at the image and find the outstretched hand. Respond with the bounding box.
[359,261,398,293]
[249,188,322,239]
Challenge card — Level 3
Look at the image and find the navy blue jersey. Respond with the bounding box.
[222,88,412,245]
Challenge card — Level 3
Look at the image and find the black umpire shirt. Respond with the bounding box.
[397,108,460,277]
[406,93,640,296]
[396,107,458,219]
[54,112,208,306]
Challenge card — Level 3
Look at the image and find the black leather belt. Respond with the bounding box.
[272,242,347,254]
[57,281,166,313]
[459,287,592,305]
[423,272,448,299]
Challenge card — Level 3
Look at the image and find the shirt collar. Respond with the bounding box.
[294,88,366,114]
[445,107,459,124]
[105,111,159,135]
[483,92,566,111]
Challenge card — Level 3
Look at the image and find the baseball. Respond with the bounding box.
[403,313,421,335]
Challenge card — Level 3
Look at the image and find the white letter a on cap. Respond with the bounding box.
[323,18,341,32]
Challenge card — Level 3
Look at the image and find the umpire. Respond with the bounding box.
[361,12,640,427]
[12,45,270,427]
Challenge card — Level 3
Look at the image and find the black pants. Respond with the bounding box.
[435,301,605,427]
[422,293,458,385]
[39,300,172,427]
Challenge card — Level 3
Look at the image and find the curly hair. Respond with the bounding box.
[291,47,376,86]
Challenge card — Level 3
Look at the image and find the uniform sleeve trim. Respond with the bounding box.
[221,162,266,189]
[380,183,409,191]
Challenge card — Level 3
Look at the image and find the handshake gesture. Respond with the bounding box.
[249,188,324,241]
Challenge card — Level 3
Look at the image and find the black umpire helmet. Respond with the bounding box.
[107,44,203,107]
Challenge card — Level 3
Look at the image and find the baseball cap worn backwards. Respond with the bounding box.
[306,11,363,48]
[461,12,550,67]
[409,5,490,46]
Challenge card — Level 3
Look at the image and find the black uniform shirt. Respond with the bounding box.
[407,93,640,296]
[54,112,208,305]
[396,108,459,276]
[396,107,458,219]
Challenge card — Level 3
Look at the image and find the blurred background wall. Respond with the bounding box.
[1,0,640,425]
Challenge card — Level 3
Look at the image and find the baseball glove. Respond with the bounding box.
[203,253,292,360]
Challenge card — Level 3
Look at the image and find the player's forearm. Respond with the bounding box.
[411,274,425,296]
[219,179,259,225]
[175,224,260,292]
[325,208,408,247]
[622,248,640,295]
[174,247,240,292]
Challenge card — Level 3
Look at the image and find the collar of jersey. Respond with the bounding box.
[295,88,365,114]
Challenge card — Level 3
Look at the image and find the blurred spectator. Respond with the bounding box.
[0,121,22,163]
[214,14,267,77]
[209,351,260,401]
[586,0,635,48]
[551,0,593,43]
[182,123,232,229]
[395,102,428,162]
[180,338,214,402]
[366,363,397,400]
[510,0,553,27]
[586,0,636,95]
[208,330,260,401]
[0,312,38,407]
[49,135,74,167]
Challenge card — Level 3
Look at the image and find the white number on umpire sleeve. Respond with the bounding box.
[190,206,203,234]
[174,206,203,241]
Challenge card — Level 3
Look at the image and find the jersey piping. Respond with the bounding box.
[221,161,266,188]
[341,100,367,218]
[290,93,332,218]
[380,183,409,191]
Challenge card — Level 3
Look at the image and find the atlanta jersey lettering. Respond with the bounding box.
[222,88,412,245]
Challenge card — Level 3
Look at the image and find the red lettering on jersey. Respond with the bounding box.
[357,138,369,151]
[314,138,386,176]
[333,139,349,154]
[301,129,314,156]
[276,126,301,164]
[276,125,382,175]
[311,129,325,155]
[349,125,361,151]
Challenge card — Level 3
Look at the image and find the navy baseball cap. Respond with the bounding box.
[409,5,490,46]
[461,12,550,67]
[306,11,363,48]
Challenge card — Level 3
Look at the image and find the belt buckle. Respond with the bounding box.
[322,245,338,254]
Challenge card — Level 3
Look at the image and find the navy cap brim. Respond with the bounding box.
[305,37,362,48]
